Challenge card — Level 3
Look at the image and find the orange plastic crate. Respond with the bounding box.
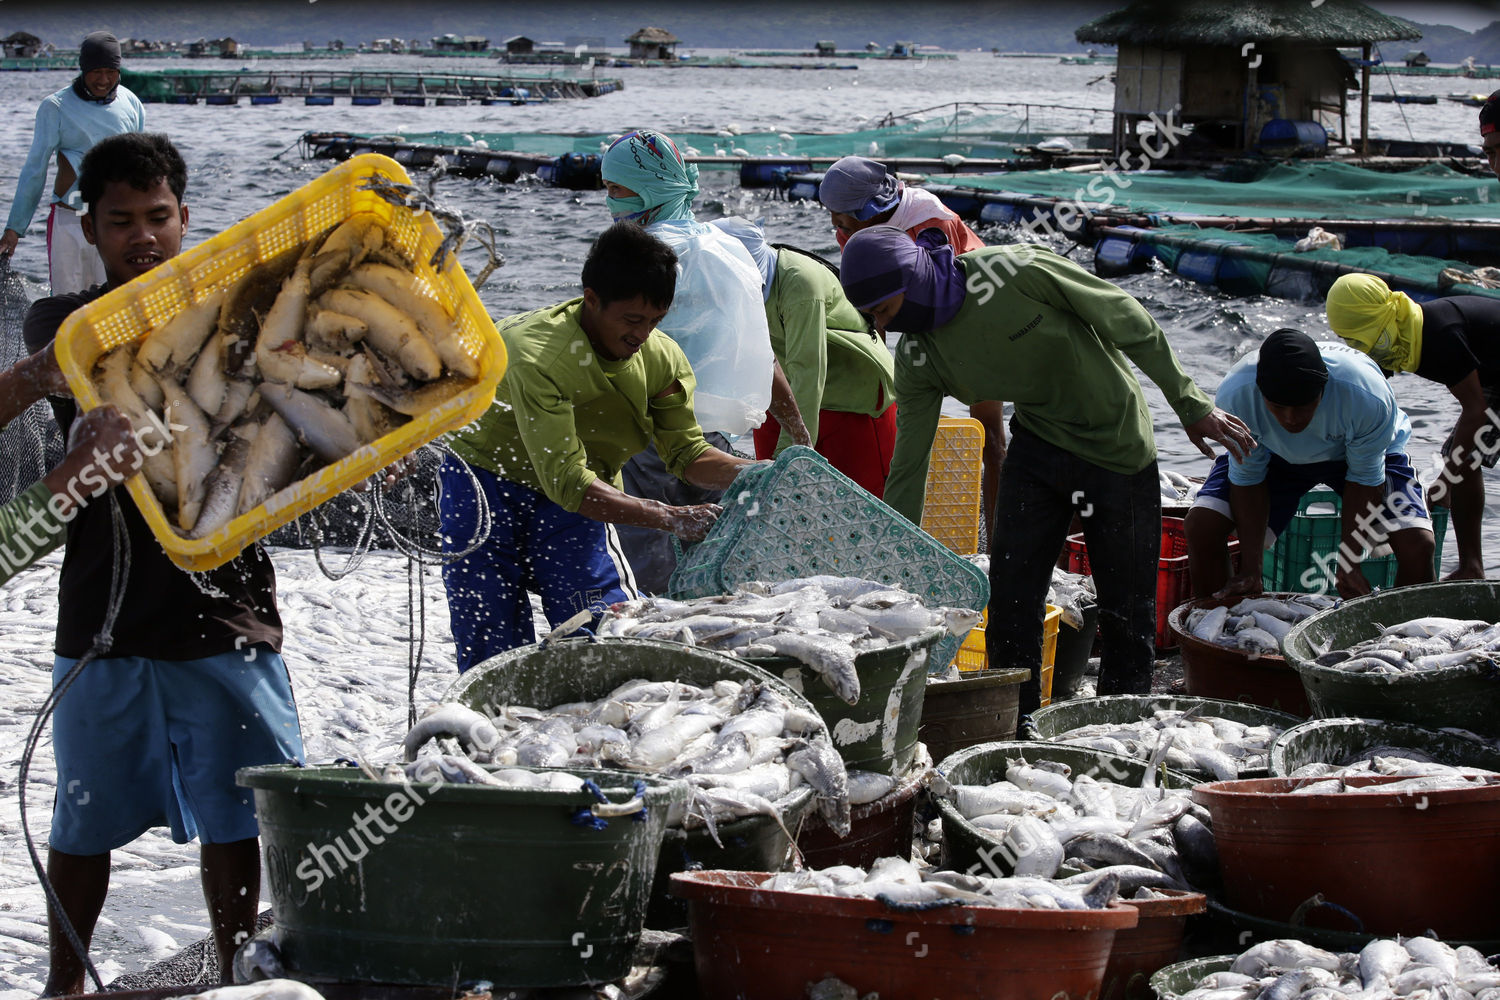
[55,154,505,572]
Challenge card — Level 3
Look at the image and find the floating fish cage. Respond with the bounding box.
[1282,581,1500,737]
[238,763,686,986]
[119,67,623,103]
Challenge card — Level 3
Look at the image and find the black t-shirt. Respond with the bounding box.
[23,288,283,660]
[1413,295,1500,389]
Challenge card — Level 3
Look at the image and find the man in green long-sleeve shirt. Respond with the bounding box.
[440,222,757,671]
[841,227,1251,713]
[0,342,142,585]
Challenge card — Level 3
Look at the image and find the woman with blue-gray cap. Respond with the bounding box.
[600,128,809,592]
[818,155,985,254]
[2,32,146,294]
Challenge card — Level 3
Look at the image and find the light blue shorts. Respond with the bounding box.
[49,645,305,856]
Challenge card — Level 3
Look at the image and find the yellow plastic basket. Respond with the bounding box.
[954,604,1060,696]
[54,154,506,572]
[920,415,985,556]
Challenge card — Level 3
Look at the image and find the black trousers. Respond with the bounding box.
[988,425,1161,717]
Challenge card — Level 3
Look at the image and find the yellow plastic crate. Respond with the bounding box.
[954,604,1061,707]
[55,153,506,572]
[920,415,985,555]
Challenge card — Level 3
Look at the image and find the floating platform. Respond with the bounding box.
[739,49,958,60]
[119,67,621,102]
[1370,93,1438,104]
[1375,64,1500,78]
[0,55,76,71]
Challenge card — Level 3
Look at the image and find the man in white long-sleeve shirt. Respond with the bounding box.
[1,32,146,294]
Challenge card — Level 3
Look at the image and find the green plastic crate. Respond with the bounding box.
[668,446,989,670]
[1262,488,1449,592]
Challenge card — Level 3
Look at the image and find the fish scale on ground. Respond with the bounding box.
[401,674,853,838]
[1177,936,1500,1000]
[1312,616,1500,673]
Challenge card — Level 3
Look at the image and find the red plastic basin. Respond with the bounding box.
[1167,594,1312,717]
[796,766,928,871]
[671,870,1138,1000]
[1193,775,1500,938]
[1101,889,1209,1000]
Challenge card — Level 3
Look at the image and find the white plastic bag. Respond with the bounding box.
[646,219,773,436]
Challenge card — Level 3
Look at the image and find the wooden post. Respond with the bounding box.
[1360,43,1371,156]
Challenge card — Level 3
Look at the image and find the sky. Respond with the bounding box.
[1370,1,1500,30]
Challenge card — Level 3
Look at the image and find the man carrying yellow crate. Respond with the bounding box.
[440,222,759,672]
[22,132,303,994]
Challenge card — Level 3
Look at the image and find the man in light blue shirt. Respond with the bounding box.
[1,32,146,294]
[1187,329,1435,599]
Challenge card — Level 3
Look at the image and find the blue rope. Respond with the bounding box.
[631,780,649,823]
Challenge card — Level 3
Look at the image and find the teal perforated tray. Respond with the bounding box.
[668,446,990,670]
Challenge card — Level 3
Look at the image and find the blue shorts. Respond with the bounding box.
[49,646,305,856]
[438,457,638,672]
[1192,451,1432,541]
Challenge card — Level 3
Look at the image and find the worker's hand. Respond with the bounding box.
[353,454,419,492]
[61,405,144,485]
[1185,408,1254,463]
[663,502,723,543]
[1213,573,1264,601]
[22,343,69,397]
[1334,563,1372,600]
[0,229,18,259]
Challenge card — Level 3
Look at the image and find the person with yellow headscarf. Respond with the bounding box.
[1327,273,1500,579]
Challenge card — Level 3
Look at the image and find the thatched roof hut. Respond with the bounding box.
[2,31,43,58]
[1076,0,1420,154]
[627,26,679,60]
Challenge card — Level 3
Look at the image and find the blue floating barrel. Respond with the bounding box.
[436,96,467,106]
[979,201,1024,225]
[304,95,334,106]
[166,95,198,105]
[739,161,811,188]
[393,95,425,107]
[1257,119,1327,157]
[351,95,381,106]
[205,94,239,105]
[250,94,281,105]
[1174,248,1223,285]
[551,152,603,190]
[1093,228,1155,278]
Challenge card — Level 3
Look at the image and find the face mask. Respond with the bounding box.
[607,195,648,222]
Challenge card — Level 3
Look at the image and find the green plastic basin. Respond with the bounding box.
[1281,581,1500,737]
[748,628,941,774]
[240,763,685,987]
[1149,956,1234,1000]
[933,741,1196,876]
[444,637,821,928]
[1269,716,1500,776]
[1026,695,1302,781]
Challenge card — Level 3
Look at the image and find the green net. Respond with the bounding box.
[1141,224,1500,299]
[390,108,1108,163]
[927,161,1500,222]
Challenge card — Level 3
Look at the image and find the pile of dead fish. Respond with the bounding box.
[761,856,1124,910]
[597,576,980,704]
[399,677,854,839]
[1311,617,1500,674]
[1288,754,1499,780]
[1160,469,1199,504]
[1290,771,1500,795]
[1184,594,1335,655]
[931,754,1214,891]
[92,215,478,538]
[1178,937,1500,1000]
[964,558,1096,631]
[1047,708,1285,780]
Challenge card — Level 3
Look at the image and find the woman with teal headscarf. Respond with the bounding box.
[600,129,809,592]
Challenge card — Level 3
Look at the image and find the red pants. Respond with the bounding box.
[753,405,898,498]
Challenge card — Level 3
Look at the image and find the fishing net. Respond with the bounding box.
[0,260,64,507]
[381,106,1110,164]
[929,161,1500,222]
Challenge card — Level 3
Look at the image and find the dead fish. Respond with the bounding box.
[787,738,852,837]
[319,287,442,381]
[258,382,362,464]
[137,289,226,375]
[188,426,253,538]
[156,374,218,531]
[742,631,861,705]
[237,412,301,516]
[346,261,478,378]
